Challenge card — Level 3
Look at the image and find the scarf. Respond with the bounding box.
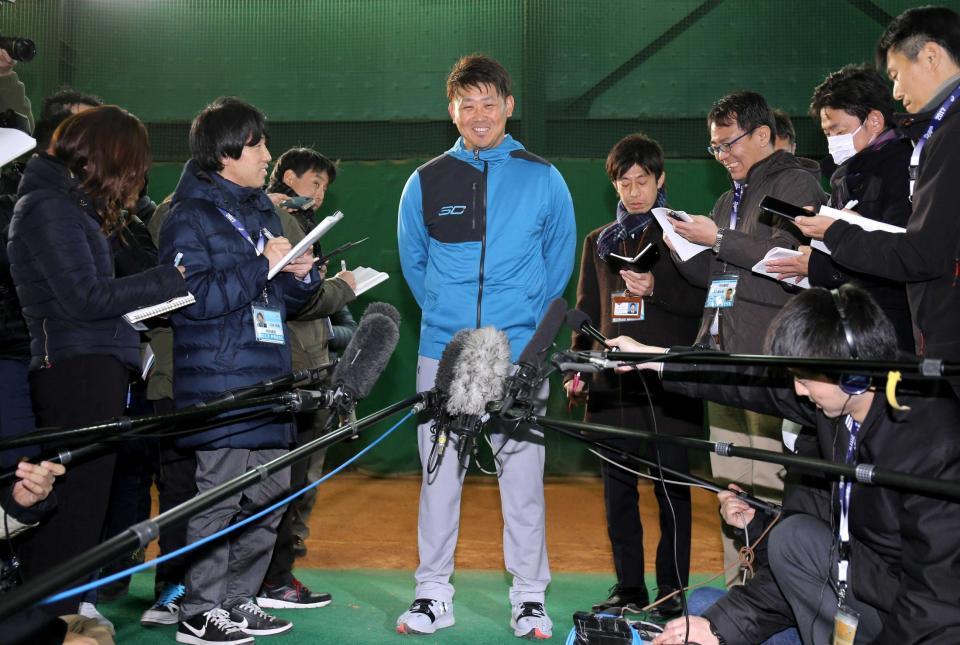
[596,188,667,259]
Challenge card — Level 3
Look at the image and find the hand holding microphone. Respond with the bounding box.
[604,335,668,373]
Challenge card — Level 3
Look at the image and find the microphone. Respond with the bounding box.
[564,309,608,346]
[362,301,401,328]
[424,329,472,460]
[328,308,400,415]
[446,327,512,438]
[287,388,337,412]
[495,297,567,419]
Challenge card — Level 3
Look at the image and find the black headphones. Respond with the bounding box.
[830,288,872,395]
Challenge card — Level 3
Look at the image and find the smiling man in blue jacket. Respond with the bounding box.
[396,54,575,639]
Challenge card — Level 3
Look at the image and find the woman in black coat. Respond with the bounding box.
[7,105,188,616]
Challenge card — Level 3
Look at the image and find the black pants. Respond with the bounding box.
[19,355,129,616]
[601,438,692,596]
[152,398,198,594]
[768,514,883,644]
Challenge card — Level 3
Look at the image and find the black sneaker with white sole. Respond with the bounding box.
[176,608,253,645]
[226,599,294,636]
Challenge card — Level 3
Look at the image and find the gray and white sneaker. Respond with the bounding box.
[225,599,293,636]
[510,601,552,639]
[141,582,186,626]
[176,608,253,644]
[396,598,455,634]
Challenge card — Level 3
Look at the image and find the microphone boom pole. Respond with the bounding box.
[0,391,305,487]
[0,393,424,621]
[535,418,781,516]
[532,415,960,502]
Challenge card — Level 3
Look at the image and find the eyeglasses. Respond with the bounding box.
[707,128,756,157]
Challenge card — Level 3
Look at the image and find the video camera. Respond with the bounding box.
[0,32,36,63]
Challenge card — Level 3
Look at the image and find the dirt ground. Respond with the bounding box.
[291,474,724,574]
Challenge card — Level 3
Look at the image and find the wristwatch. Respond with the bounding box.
[712,228,725,254]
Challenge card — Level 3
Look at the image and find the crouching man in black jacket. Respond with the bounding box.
[609,284,960,645]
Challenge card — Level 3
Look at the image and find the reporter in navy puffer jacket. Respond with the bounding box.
[7,105,188,616]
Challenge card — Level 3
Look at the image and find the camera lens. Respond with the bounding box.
[0,36,36,62]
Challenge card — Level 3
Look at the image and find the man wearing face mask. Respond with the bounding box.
[795,6,960,374]
[766,64,914,353]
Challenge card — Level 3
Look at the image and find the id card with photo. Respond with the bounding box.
[252,305,285,345]
[705,274,739,308]
[833,605,859,645]
[611,291,644,322]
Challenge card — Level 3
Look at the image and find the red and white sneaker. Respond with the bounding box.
[510,601,552,639]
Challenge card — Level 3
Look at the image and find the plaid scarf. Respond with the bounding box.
[596,189,667,259]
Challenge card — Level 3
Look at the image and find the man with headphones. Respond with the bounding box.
[609,285,960,644]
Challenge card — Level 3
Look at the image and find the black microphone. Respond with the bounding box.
[564,309,608,346]
[496,298,567,419]
[328,308,400,416]
[426,329,472,460]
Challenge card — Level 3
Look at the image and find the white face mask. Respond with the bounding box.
[827,124,862,166]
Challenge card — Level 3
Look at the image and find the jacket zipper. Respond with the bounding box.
[475,148,488,328]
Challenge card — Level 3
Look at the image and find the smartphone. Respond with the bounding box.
[280,195,315,211]
[759,195,808,222]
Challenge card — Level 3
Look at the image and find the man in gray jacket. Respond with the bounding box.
[667,91,827,585]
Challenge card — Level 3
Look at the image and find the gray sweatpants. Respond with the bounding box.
[768,514,883,644]
[180,447,290,619]
[414,355,551,606]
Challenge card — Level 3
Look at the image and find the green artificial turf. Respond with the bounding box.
[99,569,725,644]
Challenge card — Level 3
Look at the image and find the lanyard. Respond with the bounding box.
[217,207,265,254]
[909,82,960,198]
[837,415,861,597]
[728,182,744,230]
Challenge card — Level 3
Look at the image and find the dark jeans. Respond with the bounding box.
[601,438,692,595]
[18,355,129,616]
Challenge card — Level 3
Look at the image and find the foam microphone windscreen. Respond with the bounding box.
[434,329,472,397]
[564,309,592,332]
[518,298,568,366]
[446,327,512,417]
[363,301,401,328]
[332,312,400,400]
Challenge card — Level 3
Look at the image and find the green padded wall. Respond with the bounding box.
[147,157,731,474]
[4,0,952,473]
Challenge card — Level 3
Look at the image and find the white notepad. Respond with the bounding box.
[751,247,810,289]
[0,127,36,166]
[350,266,389,296]
[651,208,710,262]
[123,293,196,326]
[267,211,344,279]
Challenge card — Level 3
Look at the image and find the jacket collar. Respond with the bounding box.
[172,159,274,214]
[447,133,524,166]
[742,149,814,186]
[894,77,960,138]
